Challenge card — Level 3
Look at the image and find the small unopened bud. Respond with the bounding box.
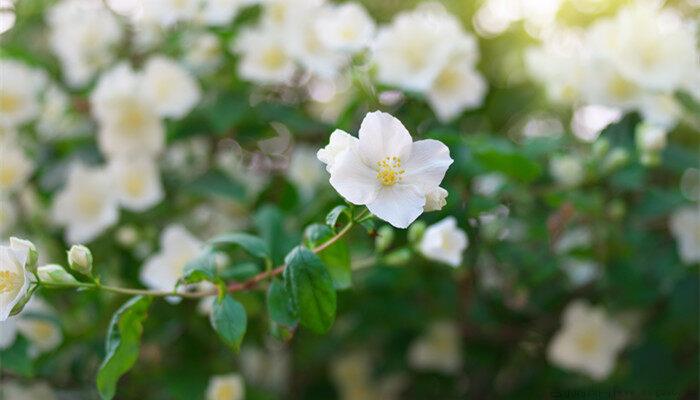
[68,245,93,276]
[375,226,395,252]
[424,187,448,212]
[38,264,78,285]
[10,237,38,274]
[383,248,412,266]
[408,221,426,243]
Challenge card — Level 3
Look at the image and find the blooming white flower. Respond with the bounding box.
[550,155,585,188]
[200,0,245,26]
[46,0,122,87]
[418,217,468,267]
[306,75,355,124]
[91,64,165,158]
[37,84,81,140]
[233,24,297,85]
[0,138,33,192]
[141,56,201,119]
[548,300,628,380]
[52,164,119,244]
[182,32,223,74]
[408,321,462,374]
[427,54,487,122]
[371,4,467,92]
[316,129,357,172]
[140,0,200,27]
[16,297,63,357]
[669,206,700,264]
[0,243,31,321]
[322,111,453,228]
[424,187,448,212]
[314,2,375,53]
[286,13,348,79]
[0,60,45,127]
[206,374,245,400]
[140,225,203,296]
[108,157,164,212]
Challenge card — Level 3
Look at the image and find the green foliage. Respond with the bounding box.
[304,224,352,289]
[209,295,248,352]
[210,232,272,260]
[96,296,153,400]
[283,246,337,334]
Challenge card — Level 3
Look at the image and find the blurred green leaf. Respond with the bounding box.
[210,295,247,352]
[474,148,542,183]
[326,205,352,228]
[0,336,33,378]
[267,279,298,327]
[185,170,247,201]
[97,296,153,400]
[181,251,217,284]
[283,246,337,334]
[210,232,271,260]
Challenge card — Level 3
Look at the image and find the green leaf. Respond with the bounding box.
[254,205,298,265]
[210,232,271,260]
[326,205,351,228]
[181,250,217,284]
[283,246,337,334]
[210,295,247,352]
[185,170,246,201]
[0,336,33,377]
[267,279,298,326]
[97,296,153,400]
[304,224,352,289]
[474,148,542,183]
[205,93,249,133]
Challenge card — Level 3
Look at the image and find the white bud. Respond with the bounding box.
[67,245,93,276]
[37,264,78,285]
[550,155,585,187]
[9,237,38,273]
[636,123,668,153]
[424,187,448,211]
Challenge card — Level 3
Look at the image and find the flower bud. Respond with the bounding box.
[67,245,93,276]
[383,248,412,266]
[375,226,395,252]
[408,221,426,243]
[635,123,667,153]
[37,264,78,285]
[424,187,448,212]
[9,237,38,274]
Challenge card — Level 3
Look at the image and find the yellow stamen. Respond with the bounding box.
[376,156,405,186]
[0,270,21,294]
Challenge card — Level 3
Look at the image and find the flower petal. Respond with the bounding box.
[358,111,413,165]
[367,184,425,228]
[329,148,381,205]
[403,139,453,191]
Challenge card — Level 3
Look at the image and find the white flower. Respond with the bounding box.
[472,173,505,197]
[423,187,448,212]
[233,24,297,85]
[306,75,355,124]
[200,0,244,26]
[287,146,325,198]
[108,157,164,211]
[0,243,31,321]
[206,374,245,400]
[418,217,468,267]
[67,244,93,275]
[0,138,33,192]
[548,300,628,380]
[0,317,18,349]
[316,129,358,172]
[0,60,45,127]
[669,206,700,264]
[314,2,375,53]
[183,32,223,74]
[427,57,487,122]
[562,258,600,287]
[323,111,453,228]
[635,123,668,153]
[141,56,201,119]
[371,4,471,92]
[46,0,122,87]
[91,64,165,158]
[37,84,80,139]
[549,155,585,188]
[52,164,119,244]
[604,2,698,92]
[637,94,682,129]
[140,225,203,296]
[15,297,63,357]
[408,321,462,374]
[286,15,348,79]
[140,0,200,27]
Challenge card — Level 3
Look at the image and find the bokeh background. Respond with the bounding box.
[0,0,698,399]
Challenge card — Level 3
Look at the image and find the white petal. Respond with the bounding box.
[328,148,380,205]
[367,184,425,228]
[358,111,412,165]
[403,139,453,192]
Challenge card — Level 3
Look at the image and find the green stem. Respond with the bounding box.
[41,211,365,300]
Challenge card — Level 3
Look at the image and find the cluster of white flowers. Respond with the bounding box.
[526,1,699,132]
[548,300,629,380]
[46,0,123,87]
[0,297,63,358]
[317,111,453,228]
[51,58,200,243]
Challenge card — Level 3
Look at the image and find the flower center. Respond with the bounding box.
[0,270,22,294]
[261,47,287,70]
[0,165,18,188]
[124,174,146,197]
[575,330,600,354]
[0,93,21,113]
[376,157,405,186]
